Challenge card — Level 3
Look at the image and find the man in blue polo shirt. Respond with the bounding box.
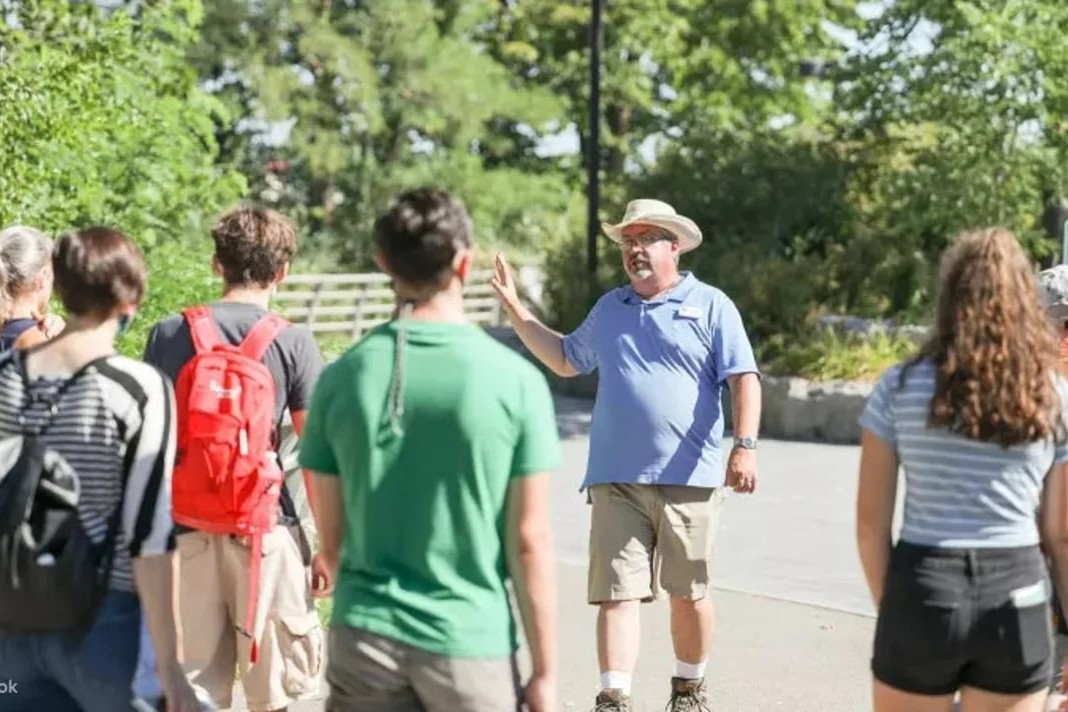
[492,198,762,712]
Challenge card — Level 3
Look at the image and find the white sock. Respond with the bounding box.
[676,659,707,680]
[600,671,633,695]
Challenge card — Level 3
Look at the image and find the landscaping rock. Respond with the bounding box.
[719,376,874,444]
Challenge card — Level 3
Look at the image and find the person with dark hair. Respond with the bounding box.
[857,228,1068,712]
[142,205,329,712]
[0,228,200,711]
[298,187,561,712]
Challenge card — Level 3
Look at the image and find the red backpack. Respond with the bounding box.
[171,305,289,662]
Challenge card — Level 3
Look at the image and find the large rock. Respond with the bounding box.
[725,377,874,444]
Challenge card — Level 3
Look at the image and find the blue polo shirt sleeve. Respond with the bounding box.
[561,300,601,374]
[711,295,759,382]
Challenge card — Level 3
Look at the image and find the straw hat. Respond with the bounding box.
[601,199,703,254]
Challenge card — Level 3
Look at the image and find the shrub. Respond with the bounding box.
[117,239,218,358]
[765,328,916,381]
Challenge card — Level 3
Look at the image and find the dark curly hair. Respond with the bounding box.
[211,205,297,287]
[373,188,473,287]
[902,228,1066,447]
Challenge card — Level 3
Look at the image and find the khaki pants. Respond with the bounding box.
[588,483,727,603]
[177,525,324,712]
[326,626,523,712]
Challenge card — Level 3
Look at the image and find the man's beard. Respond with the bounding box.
[628,257,652,280]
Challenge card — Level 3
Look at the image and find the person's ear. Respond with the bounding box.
[453,248,473,284]
[274,262,290,285]
[33,266,51,294]
[211,254,223,278]
[374,249,391,275]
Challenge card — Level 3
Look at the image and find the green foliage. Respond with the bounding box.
[765,328,917,381]
[17,0,1068,385]
[0,1,246,243]
[116,238,219,358]
[836,0,1068,305]
[529,193,627,333]
[192,0,566,269]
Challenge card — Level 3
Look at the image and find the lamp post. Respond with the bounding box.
[586,0,603,288]
[1062,220,1068,266]
[799,59,830,78]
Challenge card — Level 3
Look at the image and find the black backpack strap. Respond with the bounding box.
[14,353,114,436]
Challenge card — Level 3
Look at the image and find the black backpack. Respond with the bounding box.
[0,356,126,633]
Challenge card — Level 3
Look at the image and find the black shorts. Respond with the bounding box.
[872,541,1053,696]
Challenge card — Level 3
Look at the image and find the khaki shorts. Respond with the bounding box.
[177,525,324,712]
[588,483,727,603]
[326,626,522,712]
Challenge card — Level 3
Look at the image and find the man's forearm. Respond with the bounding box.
[133,553,182,668]
[508,531,557,679]
[502,302,575,377]
[313,474,344,562]
[730,372,761,438]
[301,469,320,525]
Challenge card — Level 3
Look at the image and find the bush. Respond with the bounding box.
[765,328,916,381]
[117,239,218,359]
[527,198,622,333]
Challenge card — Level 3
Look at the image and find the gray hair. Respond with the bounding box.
[0,225,53,315]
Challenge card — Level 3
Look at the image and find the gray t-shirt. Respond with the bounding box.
[143,301,323,427]
[143,301,324,529]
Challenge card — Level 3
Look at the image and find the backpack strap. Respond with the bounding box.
[183,306,221,355]
[241,533,265,664]
[238,314,289,362]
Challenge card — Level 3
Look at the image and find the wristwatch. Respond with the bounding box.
[733,436,758,451]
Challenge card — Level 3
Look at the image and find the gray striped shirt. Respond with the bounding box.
[0,352,176,591]
[859,358,1068,548]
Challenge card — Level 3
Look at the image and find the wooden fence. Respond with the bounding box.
[275,269,505,338]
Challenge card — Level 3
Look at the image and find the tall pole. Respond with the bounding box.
[587,0,602,287]
[1062,218,1068,266]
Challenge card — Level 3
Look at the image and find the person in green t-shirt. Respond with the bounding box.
[298,187,561,712]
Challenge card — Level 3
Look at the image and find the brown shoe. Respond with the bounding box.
[666,677,710,711]
[593,688,634,712]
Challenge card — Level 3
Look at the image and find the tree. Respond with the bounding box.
[191,0,568,268]
[0,0,245,245]
[0,0,247,356]
[837,0,1068,313]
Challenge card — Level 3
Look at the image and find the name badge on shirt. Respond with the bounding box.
[677,305,701,320]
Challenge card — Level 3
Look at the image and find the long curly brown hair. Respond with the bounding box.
[902,228,1066,447]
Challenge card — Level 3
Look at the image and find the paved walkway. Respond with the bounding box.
[243,568,875,712]
[231,394,879,711]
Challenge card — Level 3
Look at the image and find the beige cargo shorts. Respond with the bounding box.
[587,483,728,603]
[176,524,324,712]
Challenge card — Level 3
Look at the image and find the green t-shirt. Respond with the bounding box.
[298,320,561,658]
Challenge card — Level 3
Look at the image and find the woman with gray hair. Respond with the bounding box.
[0,225,65,350]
